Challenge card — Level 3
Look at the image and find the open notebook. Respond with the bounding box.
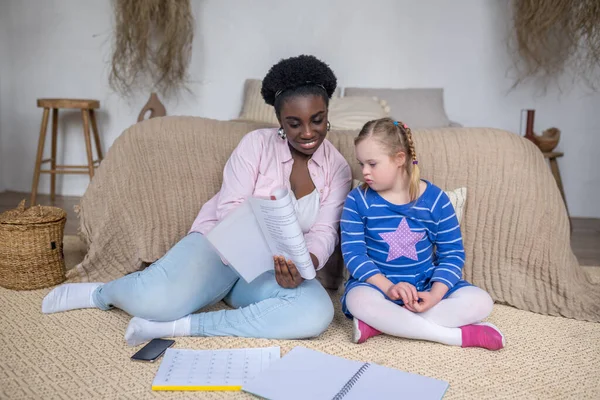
[206,187,316,283]
[242,347,449,399]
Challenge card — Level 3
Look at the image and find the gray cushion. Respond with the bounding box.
[343,87,452,129]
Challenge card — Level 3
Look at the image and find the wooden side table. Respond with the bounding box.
[543,151,570,220]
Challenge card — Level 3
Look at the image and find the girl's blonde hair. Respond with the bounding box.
[355,117,421,202]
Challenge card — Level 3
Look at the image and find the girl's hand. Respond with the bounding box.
[274,256,304,289]
[387,282,418,310]
[412,291,443,313]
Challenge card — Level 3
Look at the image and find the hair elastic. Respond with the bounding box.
[275,82,327,98]
[393,120,409,129]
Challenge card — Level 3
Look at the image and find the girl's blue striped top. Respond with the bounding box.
[340,180,471,317]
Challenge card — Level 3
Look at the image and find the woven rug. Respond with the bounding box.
[1,236,599,399]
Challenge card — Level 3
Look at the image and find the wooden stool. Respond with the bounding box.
[31,99,103,206]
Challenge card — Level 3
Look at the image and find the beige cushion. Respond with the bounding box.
[343,87,451,129]
[238,79,279,125]
[351,179,467,223]
[238,79,341,125]
[328,97,389,130]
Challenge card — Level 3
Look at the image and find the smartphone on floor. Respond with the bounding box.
[130,338,175,362]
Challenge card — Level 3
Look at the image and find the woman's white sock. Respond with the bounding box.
[124,315,192,346]
[41,283,102,314]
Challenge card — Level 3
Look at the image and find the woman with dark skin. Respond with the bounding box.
[42,55,352,346]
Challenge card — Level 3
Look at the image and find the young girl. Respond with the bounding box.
[340,118,504,350]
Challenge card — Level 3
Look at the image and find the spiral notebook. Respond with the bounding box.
[242,346,449,399]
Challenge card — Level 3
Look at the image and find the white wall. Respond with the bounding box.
[1,0,599,217]
[0,1,8,193]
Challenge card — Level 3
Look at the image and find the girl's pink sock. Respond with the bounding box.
[460,322,505,350]
[352,318,381,344]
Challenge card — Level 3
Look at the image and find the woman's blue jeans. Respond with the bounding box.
[92,233,334,338]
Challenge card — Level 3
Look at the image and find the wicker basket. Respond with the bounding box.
[0,200,67,290]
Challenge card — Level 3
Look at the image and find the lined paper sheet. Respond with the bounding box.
[152,347,280,391]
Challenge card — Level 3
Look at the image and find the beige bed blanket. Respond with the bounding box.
[70,116,599,322]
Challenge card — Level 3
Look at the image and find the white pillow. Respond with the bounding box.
[351,180,467,224]
[328,96,389,130]
[444,187,467,224]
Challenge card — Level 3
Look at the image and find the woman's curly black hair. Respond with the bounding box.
[261,55,337,116]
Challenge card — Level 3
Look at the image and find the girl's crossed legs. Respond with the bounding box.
[345,285,504,350]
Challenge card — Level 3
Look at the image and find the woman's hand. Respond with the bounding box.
[387,282,419,311]
[274,256,304,289]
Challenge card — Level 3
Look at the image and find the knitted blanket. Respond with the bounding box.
[70,116,599,322]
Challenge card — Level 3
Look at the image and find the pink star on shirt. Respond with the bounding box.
[380,218,425,262]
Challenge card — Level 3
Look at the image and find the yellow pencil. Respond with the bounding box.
[152,385,242,391]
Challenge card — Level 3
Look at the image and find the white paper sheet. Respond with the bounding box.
[152,347,280,390]
[206,187,315,282]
